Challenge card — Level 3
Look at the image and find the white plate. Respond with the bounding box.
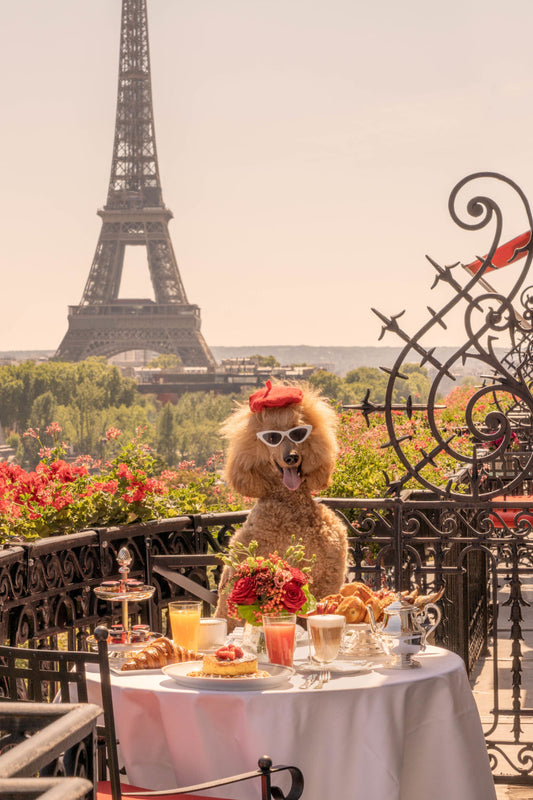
[110,666,162,676]
[295,659,373,675]
[161,661,294,691]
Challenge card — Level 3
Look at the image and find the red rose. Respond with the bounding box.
[289,566,307,586]
[229,576,258,605]
[281,579,307,612]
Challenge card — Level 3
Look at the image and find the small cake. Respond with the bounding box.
[201,644,258,677]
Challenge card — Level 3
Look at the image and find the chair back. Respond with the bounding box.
[145,545,220,631]
[0,626,122,800]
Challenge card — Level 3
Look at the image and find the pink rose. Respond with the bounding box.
[229,576,258,605]
[281,579,307,612]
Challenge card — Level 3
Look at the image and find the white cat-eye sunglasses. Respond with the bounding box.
[256,425,312,447]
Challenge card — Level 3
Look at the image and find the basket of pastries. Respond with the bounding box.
[314,582,444,624]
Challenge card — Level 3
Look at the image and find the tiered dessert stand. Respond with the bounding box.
[89,546,157,663]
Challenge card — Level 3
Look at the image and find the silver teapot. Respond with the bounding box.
[367,594,442,669]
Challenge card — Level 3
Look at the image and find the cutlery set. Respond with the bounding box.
[299,668,330,689]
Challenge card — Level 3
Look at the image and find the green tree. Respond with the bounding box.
[0,376,24,430]
[147,353,182,369]
[250,355,280,367]
[344,367,390,404]
[173,392,237,464]
[156,403,178,466]
[392,363,430,403]
[308,370,342,400]
[0,359,138,435]
[343,364,430,406]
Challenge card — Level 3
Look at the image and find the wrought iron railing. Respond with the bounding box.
[0,503,493,663]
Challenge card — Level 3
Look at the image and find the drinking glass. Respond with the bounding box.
[198,617,227,651]
[308,614,345,667]
[297,613,314,666]
[168,600,202,651]
[262,613,297,667]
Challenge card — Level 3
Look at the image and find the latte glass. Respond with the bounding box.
[308,615,345,665]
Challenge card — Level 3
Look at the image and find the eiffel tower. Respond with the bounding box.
[55,0,216,368]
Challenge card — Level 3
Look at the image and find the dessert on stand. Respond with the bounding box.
[89,546,158,665]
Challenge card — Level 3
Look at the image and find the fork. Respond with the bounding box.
[299,671,319,689]
[320,667,331,686]
[315,667,330,688]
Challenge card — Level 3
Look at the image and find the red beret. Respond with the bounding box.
[249,380,303,413]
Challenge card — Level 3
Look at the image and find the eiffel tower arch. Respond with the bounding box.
[55,0,216,369]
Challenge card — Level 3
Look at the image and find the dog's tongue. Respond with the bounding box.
[283,467,301,491]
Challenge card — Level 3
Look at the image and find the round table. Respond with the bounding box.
[86,645,496,800]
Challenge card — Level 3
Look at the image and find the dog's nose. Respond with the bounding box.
[283,453,299,467]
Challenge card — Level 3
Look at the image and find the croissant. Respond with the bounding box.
[316,593,343,614]
[401,586,420,604]
[121,637,201,671]
[365,596,384,624]
[339,582,374,604]
[335,596,367,624]
[414,587,444,608]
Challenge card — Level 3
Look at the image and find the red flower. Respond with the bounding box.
[52,493,73,511]
[117,463,132,480]
[289,566,307,586]
[130,486,146,503]
[229,576,258,605]
[281,579,307,612]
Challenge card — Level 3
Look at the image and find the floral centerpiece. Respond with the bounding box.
[218,538,317,626]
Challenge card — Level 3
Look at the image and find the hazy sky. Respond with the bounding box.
[3,0,533,353]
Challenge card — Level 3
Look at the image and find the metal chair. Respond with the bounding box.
[0,701,98,800]
[0,629,304,800]
[101,758,304,800]
[148,552,220,605]
[0,627,121,800]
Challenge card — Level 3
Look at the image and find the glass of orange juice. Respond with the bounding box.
[168,600,202,651]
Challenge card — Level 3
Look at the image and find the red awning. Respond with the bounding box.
[464,231,531,275]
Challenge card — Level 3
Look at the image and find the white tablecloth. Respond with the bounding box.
[86,646,496,800]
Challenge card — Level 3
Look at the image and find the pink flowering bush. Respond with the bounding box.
[0,425,243,544]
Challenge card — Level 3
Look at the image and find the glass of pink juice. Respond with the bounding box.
[168,600,202,651]
[262,614,296,667]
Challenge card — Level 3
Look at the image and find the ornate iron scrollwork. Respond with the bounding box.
[367,172,533,500]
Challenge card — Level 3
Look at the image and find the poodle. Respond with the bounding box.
[215,380,348,622]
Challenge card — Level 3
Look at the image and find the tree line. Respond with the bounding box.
[0,359,239,468]
[0,358,430,469]
[308,363,431,405]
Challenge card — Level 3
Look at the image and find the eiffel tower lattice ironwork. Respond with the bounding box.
[55,0,216,367]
